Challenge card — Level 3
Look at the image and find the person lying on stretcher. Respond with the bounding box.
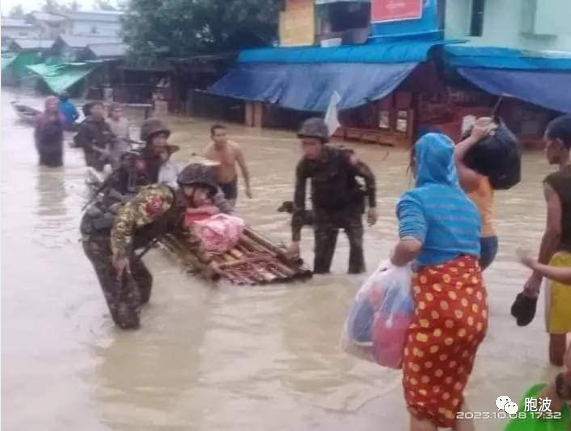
[183,187,246,255]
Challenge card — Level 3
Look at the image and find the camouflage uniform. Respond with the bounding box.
[294,145,376,274]
[81,184,211,329]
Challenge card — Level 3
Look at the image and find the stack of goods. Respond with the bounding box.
[161,228,312,285]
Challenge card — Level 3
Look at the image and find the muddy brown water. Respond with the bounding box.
[1,89,562,430]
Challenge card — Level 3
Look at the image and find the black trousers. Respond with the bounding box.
[313,207,365,275]
[82,235,153,329]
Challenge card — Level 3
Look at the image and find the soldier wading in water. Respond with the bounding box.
[289,118,378,274]
[81,163,227,329]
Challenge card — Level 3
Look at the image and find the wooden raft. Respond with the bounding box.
[160,228,312,285]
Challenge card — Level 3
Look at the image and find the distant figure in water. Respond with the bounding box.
[58,91,79,131]
[34,96,65,167]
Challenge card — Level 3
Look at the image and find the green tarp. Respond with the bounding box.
[1,54,17,70]
[26,62,95,94]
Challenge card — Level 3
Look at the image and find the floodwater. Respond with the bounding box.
[0,88,564,431]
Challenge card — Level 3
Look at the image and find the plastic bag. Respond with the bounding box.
[341,260,414,369]
[192,213,246,255]
[464,119,522,190]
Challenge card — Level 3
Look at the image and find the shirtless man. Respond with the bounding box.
[204,124,252,207]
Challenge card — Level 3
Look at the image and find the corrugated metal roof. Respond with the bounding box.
[10,38,55,50]
[59,35,122,49]
[61,11,124,22]
[28,12,67,23]
[87,42,127,58]
[1,18,32,28]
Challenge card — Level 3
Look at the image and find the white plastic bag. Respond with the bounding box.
[341,260,414,369]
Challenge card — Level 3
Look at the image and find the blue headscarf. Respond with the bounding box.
[413,133,459,188]
[397,133,481,267]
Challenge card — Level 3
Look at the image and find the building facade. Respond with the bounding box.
[445,0,571,52]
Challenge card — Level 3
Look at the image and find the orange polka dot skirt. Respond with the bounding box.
[402,255,488,428]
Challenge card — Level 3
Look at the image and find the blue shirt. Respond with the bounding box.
[58,100,79,128]
[396,133,481,267]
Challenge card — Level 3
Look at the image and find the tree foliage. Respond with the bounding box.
[40,0,82,13]
[95,0,117,11]
[8,5,25,18]
[122,0,279,63]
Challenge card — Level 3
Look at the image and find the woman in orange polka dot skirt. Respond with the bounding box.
[391,133,488,430]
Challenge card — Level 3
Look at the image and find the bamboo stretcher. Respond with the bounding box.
[160,228,312,285]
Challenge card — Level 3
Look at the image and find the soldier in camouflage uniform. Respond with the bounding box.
[97,118,180,200]
[289,118,378,274]
[81,163,228,329]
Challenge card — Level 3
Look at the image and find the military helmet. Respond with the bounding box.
[140,118,171,141]
[177,163,218,195]
[298,117,329,143]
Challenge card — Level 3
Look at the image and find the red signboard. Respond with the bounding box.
[371,0,423,23]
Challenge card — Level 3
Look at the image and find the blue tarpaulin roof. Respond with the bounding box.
[238,40,444,64]
[211,40,447,112]
[210,62,417,112]
[445,45,571,71]
[444,45,571,113]
[458,68,571,114]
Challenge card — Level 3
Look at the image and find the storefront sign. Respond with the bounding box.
[280,0,315,47]
[371,0,423,23]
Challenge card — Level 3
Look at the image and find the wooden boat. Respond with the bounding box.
[11,101,41,124]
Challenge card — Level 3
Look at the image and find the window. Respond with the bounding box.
[469,0,485,37]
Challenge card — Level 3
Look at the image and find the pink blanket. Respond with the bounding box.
[192,214,246,254]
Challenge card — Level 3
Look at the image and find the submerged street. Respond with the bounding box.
[0,88,562,430]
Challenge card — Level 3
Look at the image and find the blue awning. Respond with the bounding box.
[458,68,571,114]
[445,45,571,71]
[209,62,417,112]
[209,40,449,112]
[239,40,443,64]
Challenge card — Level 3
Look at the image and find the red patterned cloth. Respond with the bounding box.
[402,255,488,427]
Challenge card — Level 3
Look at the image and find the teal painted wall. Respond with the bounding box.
[445,0,571,52]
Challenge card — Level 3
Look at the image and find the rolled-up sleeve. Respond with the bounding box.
[396,193,427,243]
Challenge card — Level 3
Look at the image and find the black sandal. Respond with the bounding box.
[510,292,538,327]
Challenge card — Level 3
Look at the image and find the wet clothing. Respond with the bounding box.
[479,235,498,270]
[291,206,315,243]
[83,234,152,329]
[397,134,481,268]
[82,184,212,329]
[294,145,376,274]
[468,177,495,238]
[294,145,376,212]
[34,112,65,167]
[544,252,571,335]
[403,255,488,428]
[544,166,571,253]
[469,177,498,270]
[219,178,238,202]
[397,134,485,428]
[314,207,364,274]
[58,100,79,130]
[74,116,114,172]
